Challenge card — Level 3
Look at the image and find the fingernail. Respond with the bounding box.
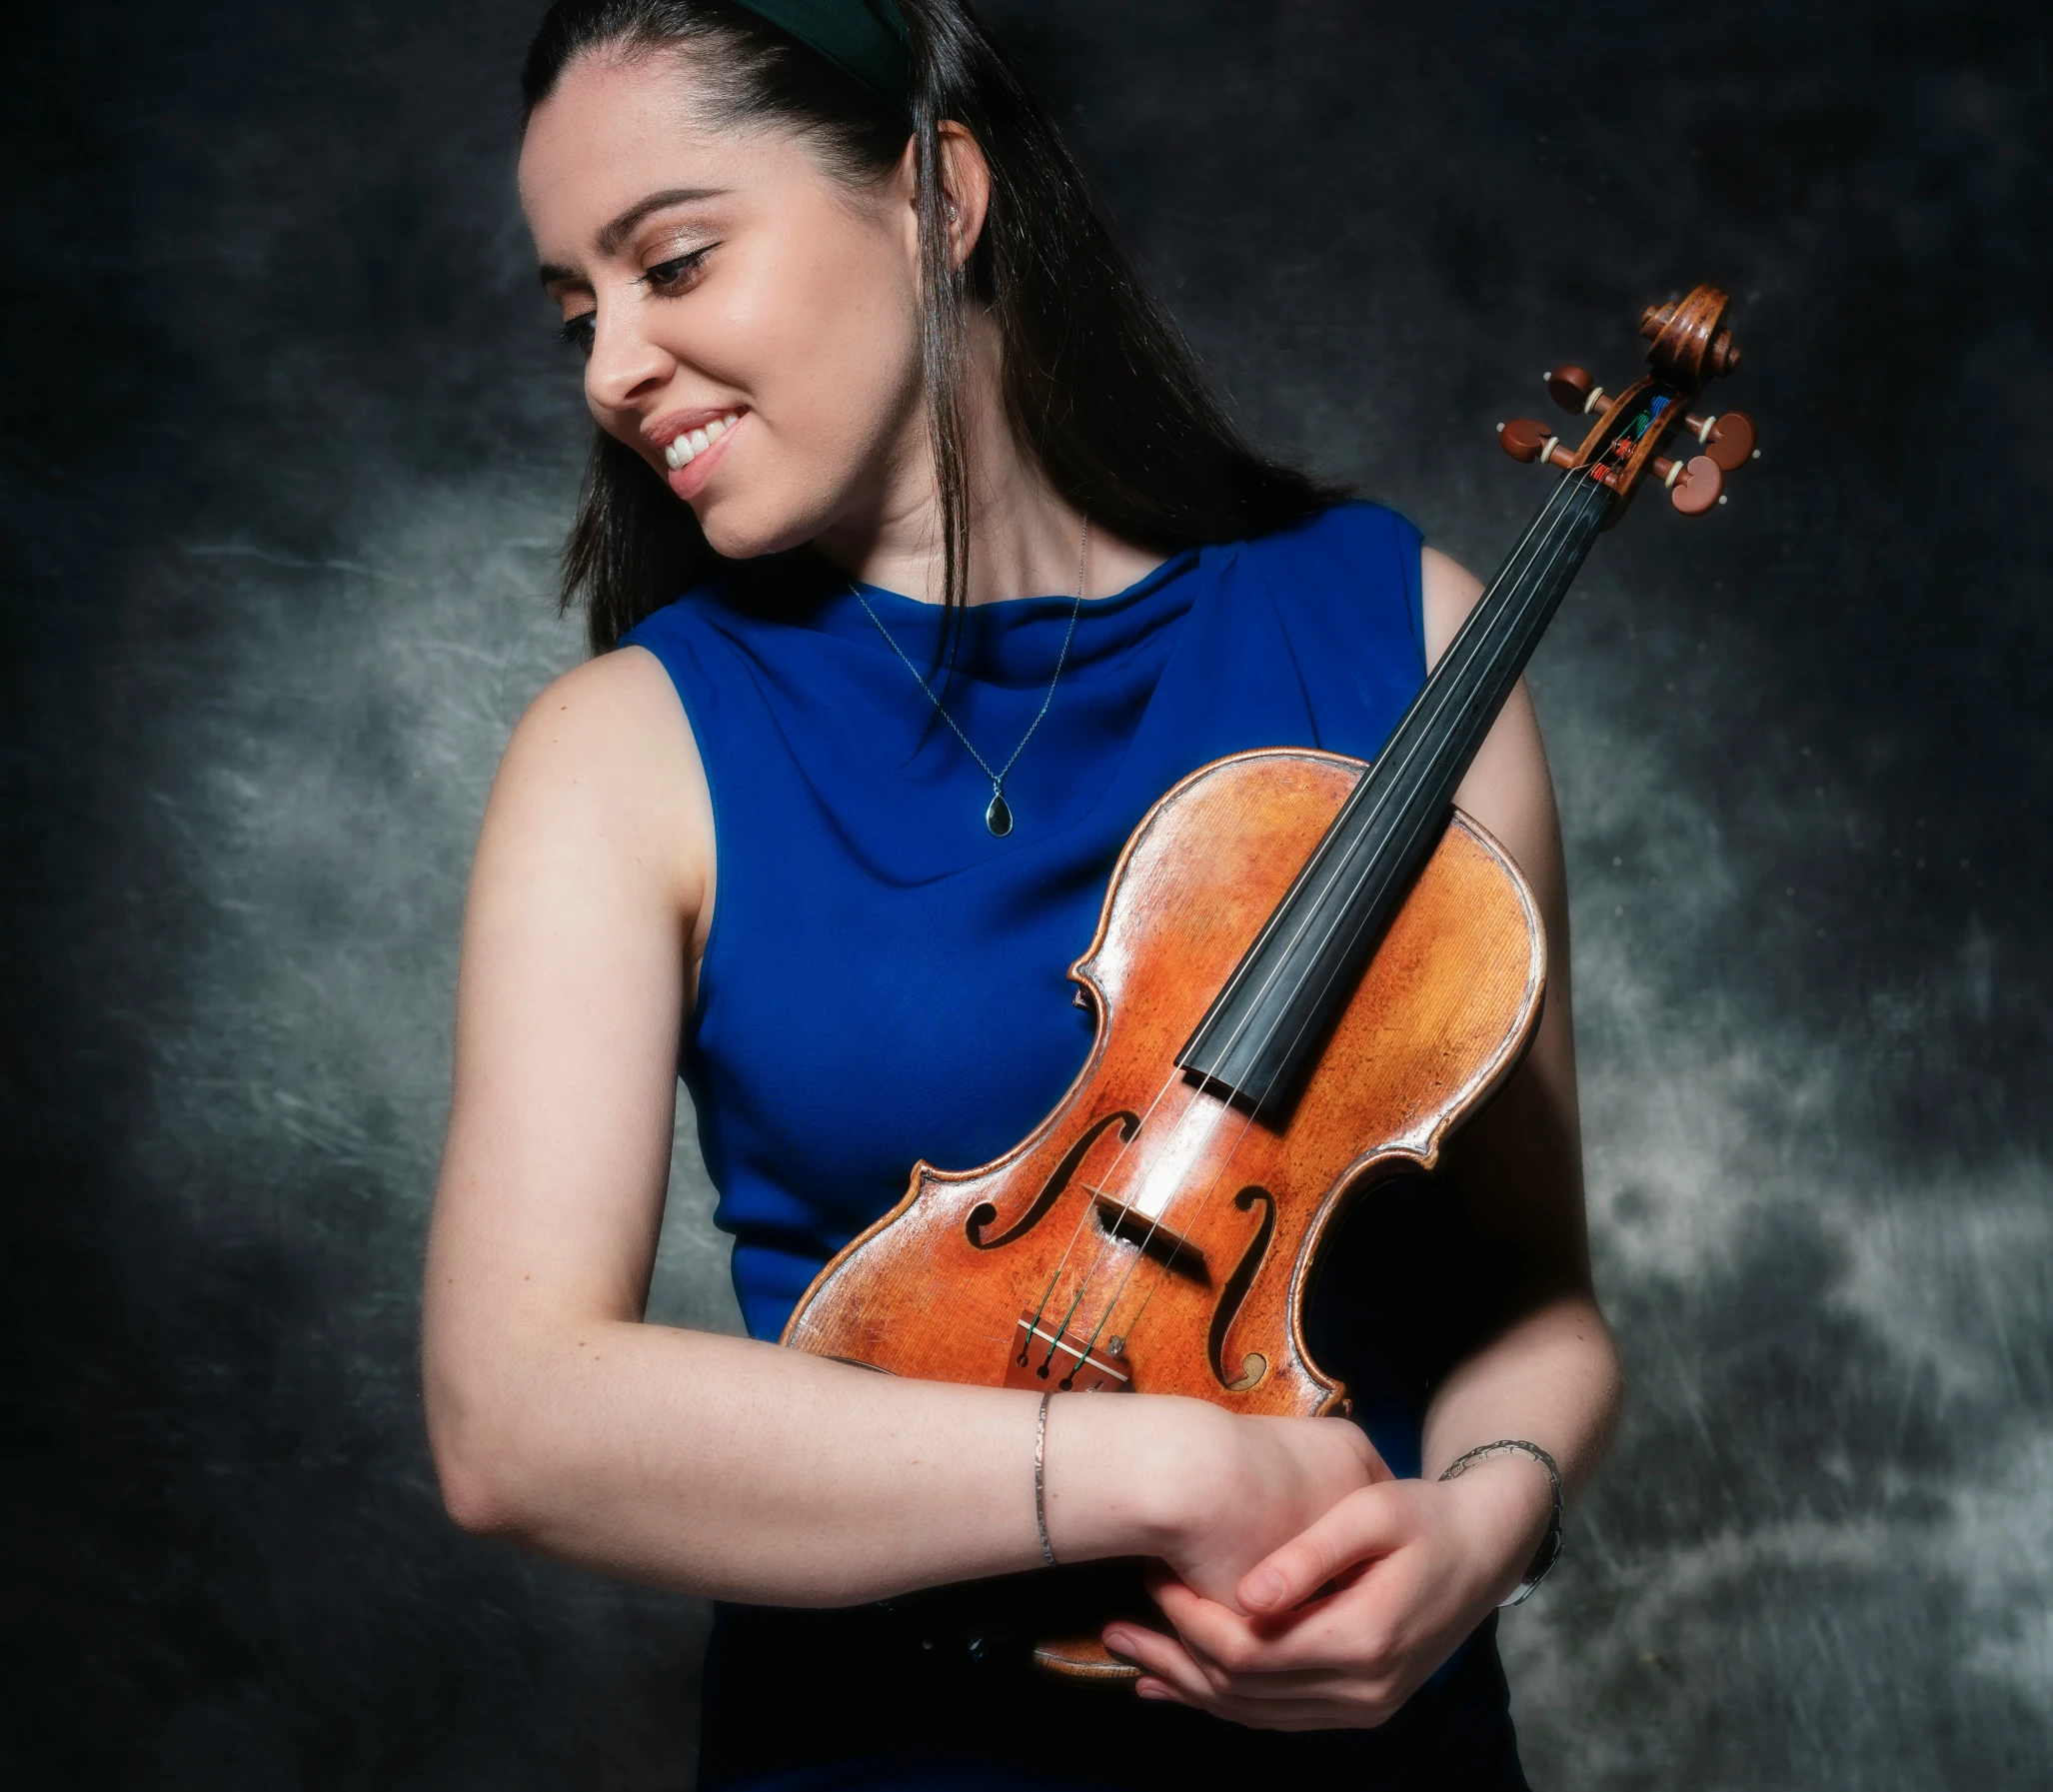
[1103,1628,1133,1655]
[1243,1568,1285,1608]
[1135,1683,1167,1701]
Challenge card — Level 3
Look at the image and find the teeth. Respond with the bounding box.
[662,414,740,472]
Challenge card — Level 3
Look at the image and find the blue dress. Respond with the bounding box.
[622,504,1528,1791]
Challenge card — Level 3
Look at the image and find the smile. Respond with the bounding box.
[663,413,742,470]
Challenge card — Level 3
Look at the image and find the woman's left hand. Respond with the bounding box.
[1102,1453,1551,1731]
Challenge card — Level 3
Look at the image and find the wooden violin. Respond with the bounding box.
[783,285,1755,1675]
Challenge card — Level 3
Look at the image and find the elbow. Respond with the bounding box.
[424,1369,539,1542]
[433,1432,522,1540]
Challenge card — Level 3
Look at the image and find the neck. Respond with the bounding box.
[1177,468,1614,1114]
[811,315,1164,606]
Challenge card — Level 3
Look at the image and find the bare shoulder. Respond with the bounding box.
[480,646,713,939]
[1419,545,1486,669]
[1416,543,1564,905]
[499,644,694,780]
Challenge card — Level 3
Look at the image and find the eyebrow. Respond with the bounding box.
[537,185,731,288]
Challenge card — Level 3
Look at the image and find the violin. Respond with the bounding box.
[783,286,1755,1676]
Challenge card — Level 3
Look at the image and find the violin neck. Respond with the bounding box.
[1177,473,1614,1118]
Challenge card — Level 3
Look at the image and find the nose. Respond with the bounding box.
[584,302,674,417]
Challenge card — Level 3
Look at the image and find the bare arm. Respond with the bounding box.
[1417,545,1618,1502]
[422,648,1376,1606]
[1110,546,1623,1726]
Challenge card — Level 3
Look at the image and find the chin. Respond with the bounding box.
[692,487,832,566]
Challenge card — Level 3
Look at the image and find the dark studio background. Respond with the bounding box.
[5,2,2049,1786]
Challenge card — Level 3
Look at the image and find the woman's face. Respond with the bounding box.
[520,49,926,560]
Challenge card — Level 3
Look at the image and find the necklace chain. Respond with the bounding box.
[856,520,1090,837]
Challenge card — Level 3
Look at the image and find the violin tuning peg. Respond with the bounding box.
[1497,418,1548,463]
[1544,364,1611,416]
[1678,409,1757,472]
[1655,453,1724,515]
[1498,418,1576,468]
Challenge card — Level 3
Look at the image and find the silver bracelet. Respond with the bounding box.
[1438,1438,1562,1606]
[1033,1390,1057,1566]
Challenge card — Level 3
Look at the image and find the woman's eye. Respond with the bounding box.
[557,311,597,357]
[551,246,713,355]
[643,248,712,293]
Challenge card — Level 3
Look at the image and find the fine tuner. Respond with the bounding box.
[1496,290,1759,517]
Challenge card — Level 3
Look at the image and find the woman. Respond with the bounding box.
[424,1,1621,1786]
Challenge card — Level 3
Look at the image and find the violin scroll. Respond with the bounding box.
[1640,290,1741,383]
[1497,283,1757,517]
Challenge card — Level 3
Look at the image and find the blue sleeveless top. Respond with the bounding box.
[619,501,1501,1479]
[624,504,1529,1790]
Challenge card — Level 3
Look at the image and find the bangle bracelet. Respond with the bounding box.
[1033,1390,1057,1566]
[1438,1438,1562,1606]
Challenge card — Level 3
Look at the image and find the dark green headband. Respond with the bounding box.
[728,0,913,120]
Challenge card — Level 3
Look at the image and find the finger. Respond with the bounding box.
[1148,1567,1292,1647]
[1238,1482,1411,1615]
[1123,1630,1380,1728]
[1163,1594,1313,1677]
[1148,1574,1219,1632]
[1102,1621,1219,1704]
[1147,1581,1367,1694]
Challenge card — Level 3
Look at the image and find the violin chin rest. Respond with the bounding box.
[1031,1634,1142,1681]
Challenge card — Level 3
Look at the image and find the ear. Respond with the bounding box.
[934,120,993,270]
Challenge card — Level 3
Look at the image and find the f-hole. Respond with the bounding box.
[967,1109,1138,1250]
[1207,1186,1275,1393]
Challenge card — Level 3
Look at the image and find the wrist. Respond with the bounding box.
[1041,1393,1230,1563]
[1439,1451,1554,1597]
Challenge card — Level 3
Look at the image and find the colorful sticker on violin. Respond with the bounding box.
[1591,391,1674,485]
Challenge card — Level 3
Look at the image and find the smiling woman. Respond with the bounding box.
[519,0,1338,645]
[422,2,1620,1788]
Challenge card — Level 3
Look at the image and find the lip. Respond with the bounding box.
[647,407,746,501]
[645,405,743,452]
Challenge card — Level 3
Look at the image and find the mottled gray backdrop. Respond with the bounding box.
[5,2,2048,1786]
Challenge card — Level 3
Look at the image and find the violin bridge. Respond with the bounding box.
[1090,1192,1209,1283]
[1006,1310,1132,1393]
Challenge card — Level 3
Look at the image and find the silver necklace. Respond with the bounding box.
[857,520,1089,838]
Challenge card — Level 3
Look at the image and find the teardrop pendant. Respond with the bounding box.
[985,790,1014,837]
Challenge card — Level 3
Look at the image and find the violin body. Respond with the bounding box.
[783,749,1542,1428]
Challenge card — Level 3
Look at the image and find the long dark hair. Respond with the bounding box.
[522,0,1341,653]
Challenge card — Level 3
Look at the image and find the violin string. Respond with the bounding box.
[1103,470,1612,1356]
[1079,472,1613,1384]
[1016,473,1595,1376]
[1077,470,1613,1372]
[1022,469,1604,1381]
[1024,469,1603,1379]
[1013,1043,1197,1365]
